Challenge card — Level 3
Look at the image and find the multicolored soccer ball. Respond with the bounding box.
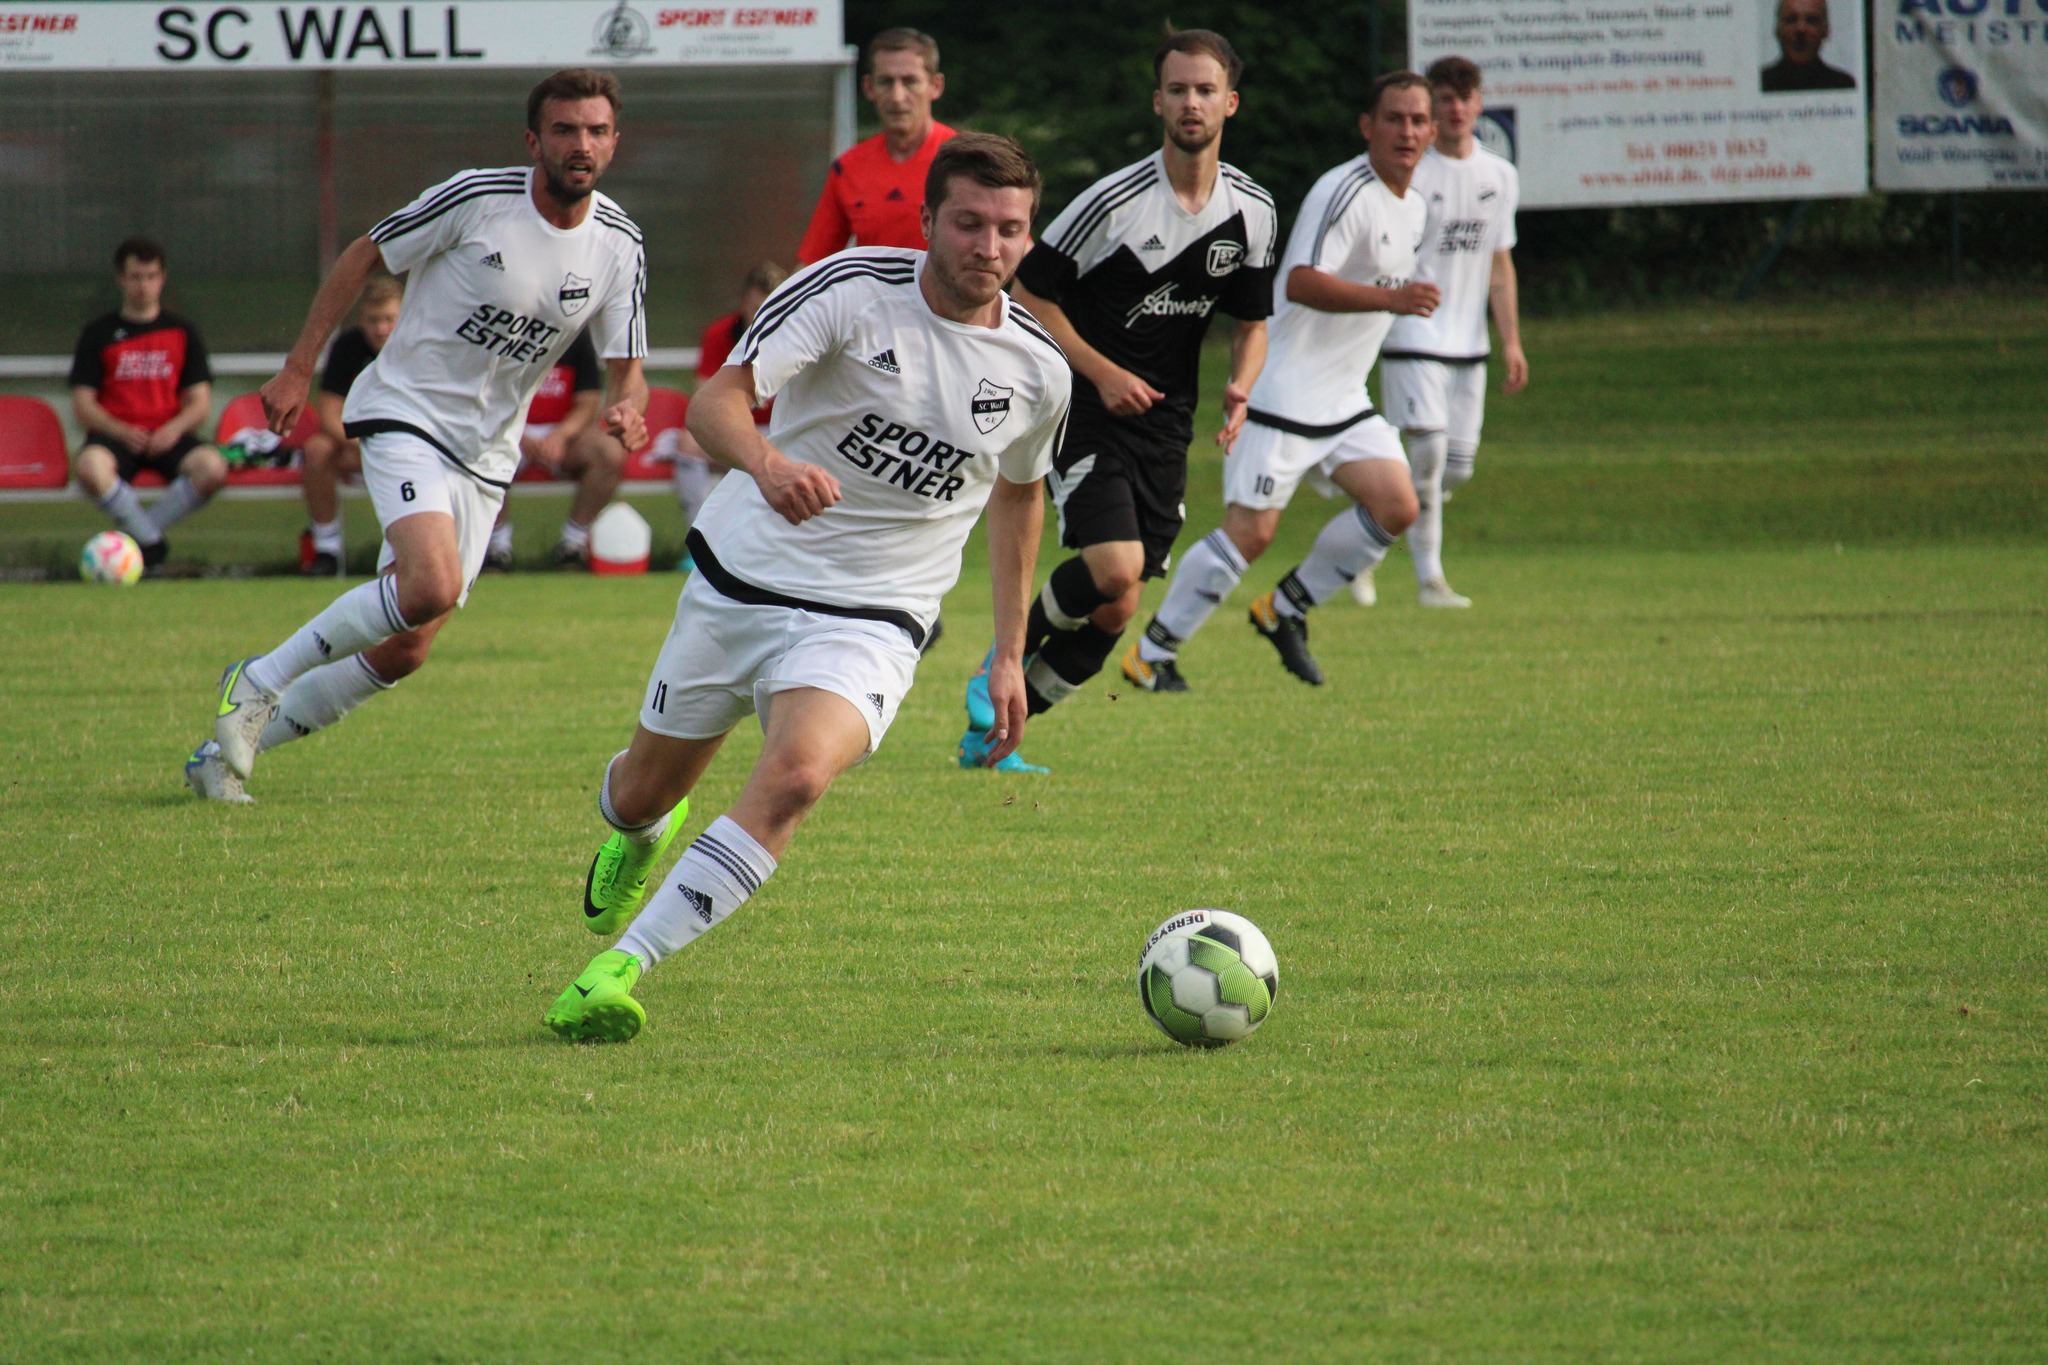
[79,530,144,585]
[1137,909,1279,1048]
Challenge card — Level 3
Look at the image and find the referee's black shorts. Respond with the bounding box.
[1048,416,1189,580]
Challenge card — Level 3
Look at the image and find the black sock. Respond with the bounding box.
[1028,621,1123,714]
[1028,557,1113,658]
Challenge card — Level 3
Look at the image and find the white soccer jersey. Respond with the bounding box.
[1247,156,1427,431]
[345,166,647,487]
[1385,146,1519,362]
[692,248,1071,627]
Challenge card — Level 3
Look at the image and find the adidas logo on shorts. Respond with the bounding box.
[480,251,505,271]
[1139,234,1165,252]
[866,692,885,718]
[866,349,900,375]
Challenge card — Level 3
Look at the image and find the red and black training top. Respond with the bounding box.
[69,312,213,431]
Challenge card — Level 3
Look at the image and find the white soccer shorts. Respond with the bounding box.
[638,569,919,759]
[1222,412,1407,512]
[1381,358,1488,449]
[363,430,507,607]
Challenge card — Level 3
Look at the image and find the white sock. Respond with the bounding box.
[617,815,777,968]
[257,655,393,753]
[597,752,671,846]
[95,481,162,546]
[147,475,207,534]
[1404,430,1449,585]
[1444,442,1477,498]
[489,522,513,556]
[559,518,591,552]
[311,517,345,556]
[246,576,411,695]
[1142,529,1246,662]
[673,457,720,527]
[1275,504,1398,620]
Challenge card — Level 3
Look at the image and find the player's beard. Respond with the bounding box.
[1166,121,1220,156]
[541,157,599,204]
[930,251,1005,312]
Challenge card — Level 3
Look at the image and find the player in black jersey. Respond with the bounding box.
[956,28,1278,772]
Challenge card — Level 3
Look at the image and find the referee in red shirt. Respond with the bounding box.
[795,28,956,264]
[795,26,958,648]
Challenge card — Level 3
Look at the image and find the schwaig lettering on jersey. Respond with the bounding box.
[455,306,564,363]
[1125,281,1218,327]
[833,414,975,502]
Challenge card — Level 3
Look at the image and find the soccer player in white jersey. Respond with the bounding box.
[1133,72,1438,689]
[543,134,1069,1044]
[1375,55,1527,609]
[956,28,1275,749]
[187,70,649,802]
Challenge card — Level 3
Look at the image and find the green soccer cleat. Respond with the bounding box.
[582,799,688,936]
[545,949,647,1043]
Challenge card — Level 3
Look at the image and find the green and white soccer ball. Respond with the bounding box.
[1137,909,1279,1048]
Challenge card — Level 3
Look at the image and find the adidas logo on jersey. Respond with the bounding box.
[1139,234,1166,251]
[480,251,505,271]
[866,349,901,375]
[884,187,905,201]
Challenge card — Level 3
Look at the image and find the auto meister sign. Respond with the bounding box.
[1875,2,2048,190]
[1409,0,1870,208]
[0,0,843,68]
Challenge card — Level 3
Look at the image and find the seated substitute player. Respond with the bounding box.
[543,134,1070,1044]
[1132,72,1438,689]
[299,273,403,576]
[485,329,627,571]
[189,69,648,802]
[1376,55,1527,611]
[69,237,226,572]
[959,27,1275,756]
[670,261,788,554]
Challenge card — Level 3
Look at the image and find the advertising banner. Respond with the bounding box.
[1875,6,2048,191]
[1410,0,1869,208]
[0,0,844,69]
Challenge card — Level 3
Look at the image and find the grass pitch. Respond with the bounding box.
[2,296,2044,1360]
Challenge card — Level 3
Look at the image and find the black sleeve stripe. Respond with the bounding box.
[1007,305,1068,364]
[593,207,645,244]
[371,182,526,244]
[370,171,525,242]
[740,255,916,347]
[1221,166,1276,208]
[737,260,916,361]
[1048,162,1160,254]
[369,169,525,237]
[1311,166,1377,264]
[1044,162,1154,253]
[1052,169,1159,258]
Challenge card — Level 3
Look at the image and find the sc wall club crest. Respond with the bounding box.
[560,273,592,316]
[970,378,1013,434]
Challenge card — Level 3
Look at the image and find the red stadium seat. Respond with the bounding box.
[624,386,690,481]
[0,395,72,490]
[215,391,318,488]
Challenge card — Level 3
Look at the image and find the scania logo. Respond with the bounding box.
[1897,113,2015,137]
[1937,65,1978,109]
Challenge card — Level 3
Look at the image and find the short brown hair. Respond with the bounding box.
[1426,56,1483,97]
[1155,27,1242,89]
[741,261,788,297]
[526,68,622,134]
[1367,70,1432,115]
[924,132,1041,215]
[113,237,164,271]
[358,275,403,310]
[867,27,939,76]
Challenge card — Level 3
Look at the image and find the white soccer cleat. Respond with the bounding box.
[212,657,280,780]
[1417,577,1472,609]
[1348,567,1377,607]
[184,738,254,805]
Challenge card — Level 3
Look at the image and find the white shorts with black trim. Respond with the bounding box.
[638,569,920,760]
[1380,357,1487,449]
[1222,411,1406,512]
[361,430,508,608]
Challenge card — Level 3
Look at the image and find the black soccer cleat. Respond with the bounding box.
[1247,591,1324,686]
[1120,643,1189,693]
[140,537,169,572]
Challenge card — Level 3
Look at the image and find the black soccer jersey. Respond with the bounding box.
[1014,151,1277,448]
[319,326,380,398]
